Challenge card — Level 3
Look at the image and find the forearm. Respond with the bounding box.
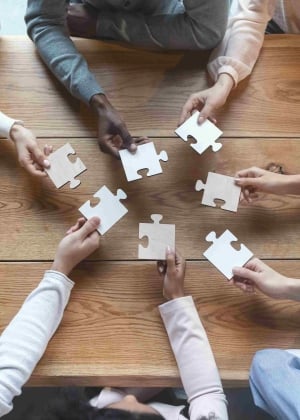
[26,0,103,104]
[159,296,227,419]
[208,0,275,86]
[0,271,73,417]
[96,0,228,50]
[280,175,300,195]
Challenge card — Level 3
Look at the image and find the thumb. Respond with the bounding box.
[30,144,50,168]
[232,266,260,285]
[198,103,214,124]
[166,246,176,272]
[78,217,100,239]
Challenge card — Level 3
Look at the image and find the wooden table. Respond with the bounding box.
[1,35,300,387]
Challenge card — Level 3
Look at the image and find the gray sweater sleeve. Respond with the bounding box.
[0,271,74,417]
[95,0,229,50]
[26,0,103,104]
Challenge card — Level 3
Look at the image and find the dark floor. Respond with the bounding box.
[2,386,273,420]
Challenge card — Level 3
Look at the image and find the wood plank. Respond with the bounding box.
[1,35,300,138]
[1,261,300,387]
[217,35,300,136]
[1,137,300,261]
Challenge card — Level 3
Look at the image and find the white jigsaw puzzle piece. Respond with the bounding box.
[175,111,223,155]
[138,214,175,260]
[119,142,168,182]
[195,172,241,212]
[46,143,86,189]
[79,186,128,235]
[203,229,253,280]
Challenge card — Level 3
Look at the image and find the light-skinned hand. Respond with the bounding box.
[179,73,234,125]
[10,124,52,177]
[90,94,148,159]
[231,258,297,300]
[51,217,100,276]
[157,247,186,300]
[235,167,294,202]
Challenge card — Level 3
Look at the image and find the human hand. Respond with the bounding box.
[157,248,186,300]
[179,73,234,125]
[51,217,100,276]
[91,94,148,159]
[231,258,293,300]
[235,167,291,202]
[10,124,52,177]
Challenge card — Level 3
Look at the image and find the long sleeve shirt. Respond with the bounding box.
[0,271,74,417]
[25,0,229,105]
[90,296,228,419]
[208,0,300,87]
[0,111,22,139]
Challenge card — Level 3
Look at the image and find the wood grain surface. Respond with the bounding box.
[1,36,300,138]
[1,34,300,388]
[0,137,300,260]
[1,261,300,387]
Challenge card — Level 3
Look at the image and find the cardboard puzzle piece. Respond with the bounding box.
[119,142,168,182]
[138,214,175,260]
[175,111,223,155]
[79,186,128,235]
[203,230,253,280]
[195,172,241,212]
[46,143,86,189]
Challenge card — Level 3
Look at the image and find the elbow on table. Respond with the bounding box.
[198,27,226,50]
[188,22,226,51]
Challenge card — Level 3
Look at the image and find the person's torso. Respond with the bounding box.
[274,0,300,33]
[86,0,184,15]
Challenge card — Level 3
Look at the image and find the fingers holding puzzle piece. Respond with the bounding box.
[45,143,86,189]
[175,111,223,155]
[203,230,253,280]
[138,214,175,260]
[119,142,168,182]
[195,172,241,212]
[79,186,128,235]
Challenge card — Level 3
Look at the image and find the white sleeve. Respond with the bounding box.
[207,0,276,86]
[0,111,23,139]
[159,296,228,420]
[0,270,74,417]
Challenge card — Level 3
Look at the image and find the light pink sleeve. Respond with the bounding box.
[159,296,228,420]
[208,0,276,86]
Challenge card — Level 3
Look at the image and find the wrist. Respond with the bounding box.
[216,73,235,93]
[90,93,110,114]
[51,260,71,277]
[10,123,25,143]
[283,277,300,301]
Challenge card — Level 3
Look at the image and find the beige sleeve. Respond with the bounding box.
[208,0,276,86]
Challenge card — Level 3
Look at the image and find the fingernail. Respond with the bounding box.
[43,159,50,168]
[166,245,172,254]
[198,116,204,124]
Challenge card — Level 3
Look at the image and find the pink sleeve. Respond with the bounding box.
[159,296,228,420]
[208,0,276,86]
